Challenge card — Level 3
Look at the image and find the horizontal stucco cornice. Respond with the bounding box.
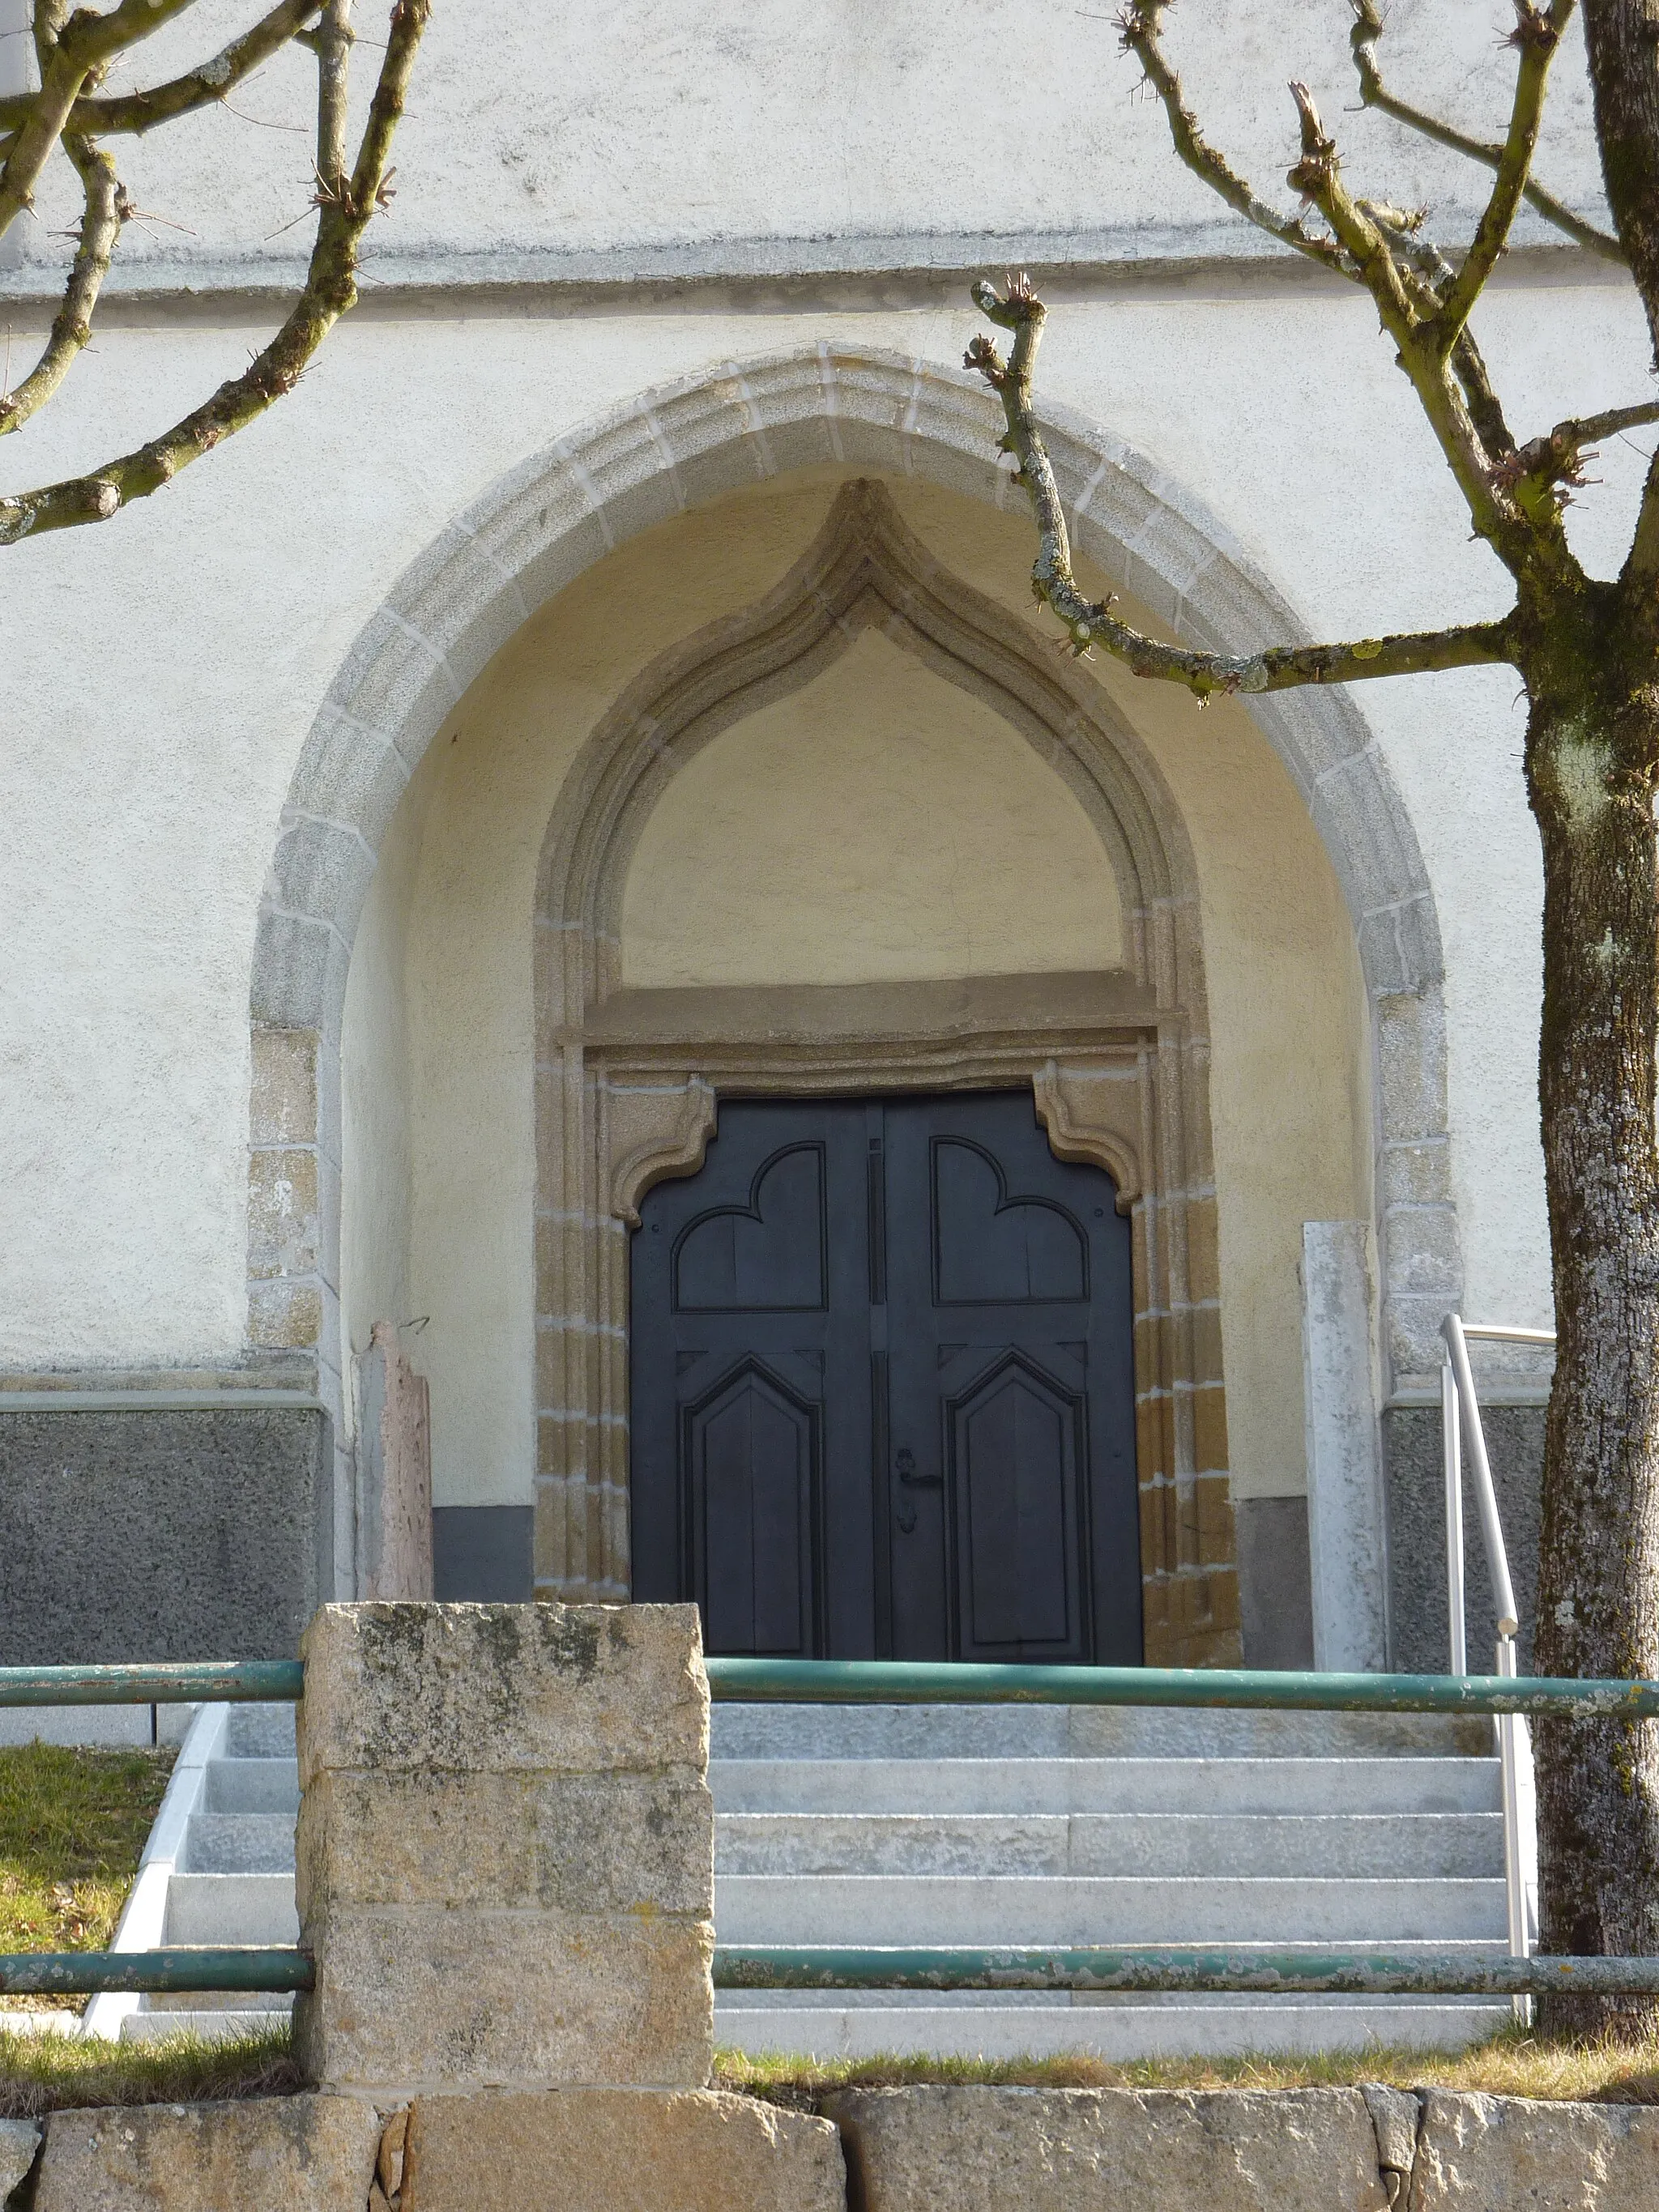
[580,974,1164,1051]
[0,230,1615,325]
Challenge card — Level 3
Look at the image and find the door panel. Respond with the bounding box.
[674,1143,827,1311]
[631,1092,1141,1664]
[686,1356,821,1655]
[932,1138,1089,1304]
[946,1347,1088,1660]
[631,1102,872,1656]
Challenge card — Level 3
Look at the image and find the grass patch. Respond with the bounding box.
[0,2024,301,2117]
[0,1741,175,2011]
[714,2019,1659,2107]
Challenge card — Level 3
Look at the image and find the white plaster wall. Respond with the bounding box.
[7,2,1608,283]
[1,269,1648,1375]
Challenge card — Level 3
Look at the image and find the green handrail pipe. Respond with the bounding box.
[703,1656,1659,1717]
[6,1655,1659,1715]
[711,1946,1659,1997]
[0,1948,314,1996]
[11,1944,1659,1999]
[0,1660,305,1706]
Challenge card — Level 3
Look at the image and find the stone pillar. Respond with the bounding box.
[1301,1221,1390,1673]
[294,1601,714,2099]
[356,1321,433,1600]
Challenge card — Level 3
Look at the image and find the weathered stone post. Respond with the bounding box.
[294,1600,714,2099]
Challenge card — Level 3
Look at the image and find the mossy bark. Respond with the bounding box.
[1526,579,1659,2038]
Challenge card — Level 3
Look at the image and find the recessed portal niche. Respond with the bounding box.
[533,478,1239,1667]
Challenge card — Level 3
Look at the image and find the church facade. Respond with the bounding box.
[2,2,1636,1675]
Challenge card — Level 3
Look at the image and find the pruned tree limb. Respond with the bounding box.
[0,0,322,147]
[1433,3,1573,356]
[1350,0,1624,265]
[0,0,429,544]
[0,0,197,241]
[1120,5,1568,583]
[1116,2,1351,278]
[0,133,126,435]
[315,0,352,195]
[1282,78,1559,582]
[1362,204,1520,460]
[966,276,1516,697]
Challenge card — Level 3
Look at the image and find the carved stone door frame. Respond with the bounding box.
[533,482,1239,1666]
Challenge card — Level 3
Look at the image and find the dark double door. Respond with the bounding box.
[629,1092,1141,1663]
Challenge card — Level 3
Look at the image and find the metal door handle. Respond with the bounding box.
[896,1447,940,1489]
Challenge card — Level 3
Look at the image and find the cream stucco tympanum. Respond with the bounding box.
[621,625,1124,989]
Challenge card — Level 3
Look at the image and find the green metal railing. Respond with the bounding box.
[701,1656,1659,1717]
[0,1660,311,2000]
[0,1660,304,1707]
[709,1947,1659,1997]
[7,1653,1659,2000]
[0,1950,313,1997]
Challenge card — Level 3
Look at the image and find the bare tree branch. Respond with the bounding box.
[1115,2,1351,278]
[0,133,127,435]
[1363,202,1519,459]
[0,0,198,242]
[1350,0,1624,265]
[966,276,1516,697]
[0,0,322,147]
[1284,78,1561,582]
[314,0,351,194]
[1119,6,1563,581]
[0,0,429,543]
[1433,3,1574,356]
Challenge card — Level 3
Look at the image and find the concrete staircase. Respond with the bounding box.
[86,1701,300,2046]
[709,1701,1511,2056]
[92,1698,1512,2056]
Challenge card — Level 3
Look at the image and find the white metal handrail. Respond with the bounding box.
[1441,1313,1551,2013]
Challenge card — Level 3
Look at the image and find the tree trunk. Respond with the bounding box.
[1582,1,1659,364]
[1527,584,1659,2037]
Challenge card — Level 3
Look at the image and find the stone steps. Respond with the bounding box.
[161,1873,299,1946]
[712,1754,1499,1815]
[714,1874,1507,1943]
[103,1697,1516,2055]
[715,1811,1503,1877]
[708,1704,1495,1760]
[181,1813,299,1873]
[708,1702,1512,2056]
[706,1998,1503,2061]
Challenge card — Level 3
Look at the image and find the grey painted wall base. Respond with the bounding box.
[0,1407,331,1664]
[432,1505,534,1600]
[1234,1496,1315,1670]
[1382,1403,1543,1674]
